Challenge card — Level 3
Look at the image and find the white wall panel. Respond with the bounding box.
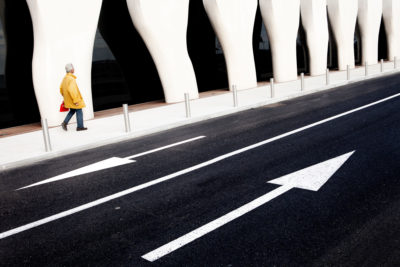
[300,0,329,76]
[259,0,300,83]
[26,0,102,126]
[126,0,199,103]
[327,0,358,70]
[383,0,400,60]
[358,0,382,65]
[203,0,258,91]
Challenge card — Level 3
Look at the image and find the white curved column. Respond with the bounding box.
[300,0,329,76]
[358,0,382,65]
[383,0,400,60]
[259,0,300,83]
[203,0,257,91]
[327,0,358,70]
[26,0,101,126]
[126,0,199,103]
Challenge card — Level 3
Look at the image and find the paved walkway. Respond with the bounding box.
[1,62,399,170]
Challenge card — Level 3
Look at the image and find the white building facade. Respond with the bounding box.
[0,0,397,127]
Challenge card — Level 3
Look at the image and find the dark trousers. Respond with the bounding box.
[63,108,84,128]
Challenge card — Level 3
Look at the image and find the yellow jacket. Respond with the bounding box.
[60,73,86,109]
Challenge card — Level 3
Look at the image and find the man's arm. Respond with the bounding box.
[67,79,81,105]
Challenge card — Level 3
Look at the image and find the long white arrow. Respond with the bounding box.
[17,136,206,190]
[142,151,355,262]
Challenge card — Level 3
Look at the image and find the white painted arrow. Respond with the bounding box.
[18,157,136,190]
[267,151,355,191]
[142,151,355,262]
[17,136,206,190]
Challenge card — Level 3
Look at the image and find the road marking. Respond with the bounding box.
[142,152,354,262]
[1,93,399,239]
[18,157,136,190]
[124,136,206,160]
[17,136,206,190]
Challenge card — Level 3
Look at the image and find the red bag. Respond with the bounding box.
[60,101,69,112]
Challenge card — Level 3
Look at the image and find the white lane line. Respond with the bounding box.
[142,184,294,262]
[17,136,206,190]
[1,92,399,240]
[124,136,206,160]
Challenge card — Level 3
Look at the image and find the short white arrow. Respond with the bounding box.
[17,136,206,190]
[142,151,355,262]
[18,157,136,190]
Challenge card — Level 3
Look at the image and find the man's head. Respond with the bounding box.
[65,63,74,74]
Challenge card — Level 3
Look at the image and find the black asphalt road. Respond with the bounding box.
[1,74,400,266]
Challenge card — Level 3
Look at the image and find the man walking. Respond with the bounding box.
[60,63,88,131]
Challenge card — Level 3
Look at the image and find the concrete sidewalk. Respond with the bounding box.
[1,61,399,170]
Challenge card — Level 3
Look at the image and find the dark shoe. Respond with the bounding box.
[76,127,87,131]
[61,122,67,131]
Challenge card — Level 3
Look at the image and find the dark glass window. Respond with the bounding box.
[354,21,362,65]
[0,20,11,128]
[253,7,273,82]
[187,0,228,92]
[0,1,38,130]
[91,30,131,111]
[378,18,388,60]
[297,18,309,74]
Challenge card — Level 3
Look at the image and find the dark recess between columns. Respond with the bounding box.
[378,18,388,61]
[355,20,362,65]
[0,0,38,129]
[327,9,339,70]
[297,15,310,75]
[253,6,273,82]
[96,0,163,110]
[187,0,228,92]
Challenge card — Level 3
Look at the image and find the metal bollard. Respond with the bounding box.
[347,65,350,80]
[270,78,275,98]
[381,59,384,72]
[123,104,131,133]
[326,68,330,85]
[300,73,304,91]
[41,118,52,152]
[395,57,397,69]
[184,93,191,118]
[232,85,238,107]
[365,61,368,76]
